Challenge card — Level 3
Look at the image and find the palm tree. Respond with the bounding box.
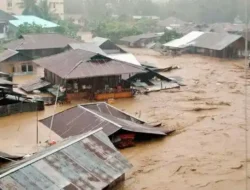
[19,0,43,18]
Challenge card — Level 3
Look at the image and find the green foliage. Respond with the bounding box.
[16,23,45,37]
[55,20,80,38]
[20,0,43,18]
[160,30,182,43]
[92,20,142,42]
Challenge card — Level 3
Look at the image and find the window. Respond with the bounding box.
[21,64,33,73]
[7,0,12,8]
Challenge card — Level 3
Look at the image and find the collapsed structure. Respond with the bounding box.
[40,102,171,148]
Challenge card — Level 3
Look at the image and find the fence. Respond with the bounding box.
[0,101,44,117]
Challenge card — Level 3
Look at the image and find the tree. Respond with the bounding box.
[20,0,43,18]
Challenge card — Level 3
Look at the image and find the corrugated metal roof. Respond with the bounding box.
[0,49,19,63]
[68,42,107,55]
[5,34,78,50]
[189,32,242,50]
[0,79,16,86]
[164,31,204,48]
[92,37,109,46]
[35,49,145,79]
[21,78,51,93]
[10,15,58,28]
[108,53,141,66]
[120,33,164,43]
[39,103,166,138]
[0,129,132,190]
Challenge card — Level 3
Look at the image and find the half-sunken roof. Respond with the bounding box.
[35,49,145,79]
[39,103,166,138]
[5,33,78,50]
[0,129,132,190]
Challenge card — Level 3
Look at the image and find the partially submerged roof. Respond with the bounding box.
[40,103,166,139]
[0,129,132,189]
[120,33,164,43]
[189,32,242,50]
[0,151,22,162]
[0,78,16,86]
[0,10,16,22]
[9,15,59,28]
[5,33,78,50]
[21,78,51,93]
[35,49,145,79]
[108,53,141,66]
[164,31,204,48]
[0,49,19,62]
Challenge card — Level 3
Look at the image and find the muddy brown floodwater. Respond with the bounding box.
[0,47,250,190]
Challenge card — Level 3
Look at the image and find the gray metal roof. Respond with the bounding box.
[92,37,109,46]
[35,49,145,79]
[189,32,243,50]
[39,103,166,138]
[5,34,78,50]
[120,33,164,43]
[0,129,132,189]
[68,42,107,55]
[20,78,51,93]
[0,10,16,21]
[0,49,19,63]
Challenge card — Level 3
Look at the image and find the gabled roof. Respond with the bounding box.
[108,53,141,66]
[164,31,204,48]
[5,33,78,50]
[0,10,16,22]
[92,37,109,46]
[0,129,132,189]
[120,33,164,43]
[39,103,167,139]
[68,42,107,55]
[189,32,242,50]
[0,49,19,62]
[35,49,145,79]
[9,15,59,28]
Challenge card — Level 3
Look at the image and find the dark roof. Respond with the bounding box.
[35,49,145,79]
[0,49,19,63]
[39,103,166,138]
[21,78,51,92]
[0,129,132,189]
[4,33,78,50]
[0,152,22,162]
[120,33,164,43]
[189,32,242,50]
[0,10,16,22]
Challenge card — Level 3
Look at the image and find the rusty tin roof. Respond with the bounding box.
[40,103,166,138]
[0,129,132,189]
[5,33,78,50]
[35,49,145,79]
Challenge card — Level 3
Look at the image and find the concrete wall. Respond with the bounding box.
[0,61,37,75]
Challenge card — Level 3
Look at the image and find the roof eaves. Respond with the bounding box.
[0,128,102,179]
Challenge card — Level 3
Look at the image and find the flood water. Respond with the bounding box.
[0,46,250,190]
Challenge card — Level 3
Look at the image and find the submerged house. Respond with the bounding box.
[120,33,164,48]
[0,49,35,75]
[164,31,245,58]
[40,102,170,148]
[0,129,132,189]
[2,33,78,75]
[35,49,145,101]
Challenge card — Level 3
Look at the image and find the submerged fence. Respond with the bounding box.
[0,101,44,117]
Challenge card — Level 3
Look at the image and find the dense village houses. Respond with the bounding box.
[0,129,132,189]
[1,33,77,75]
[40,102,171,148]
[164,31,245,58]
[120,33,164,48]
[34,49,145,101]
